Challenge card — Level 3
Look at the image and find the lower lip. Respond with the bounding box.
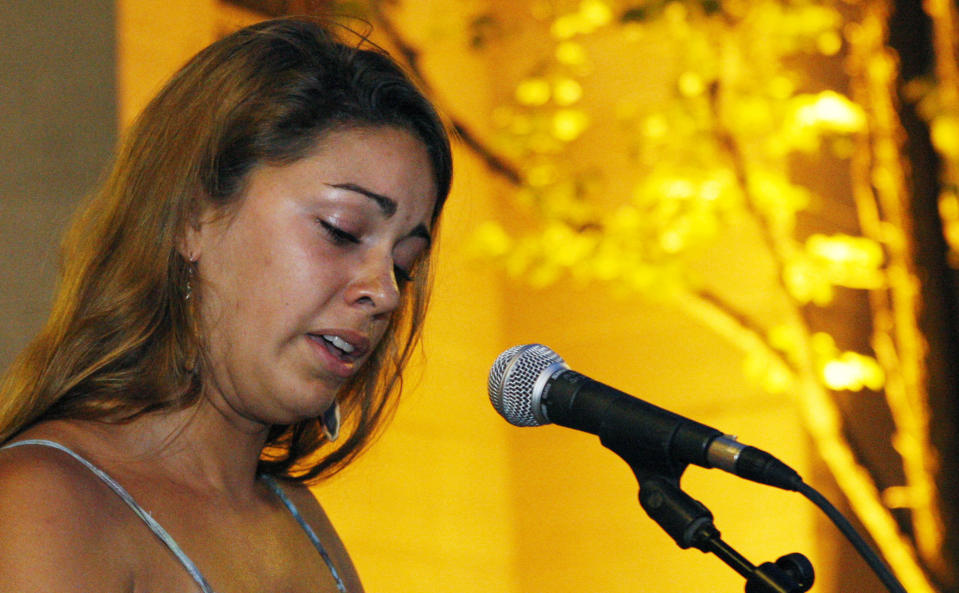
[307,335,358,378]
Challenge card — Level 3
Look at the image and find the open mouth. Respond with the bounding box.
[316,334,357,361]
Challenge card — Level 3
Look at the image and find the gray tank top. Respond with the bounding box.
[1,439,348,593]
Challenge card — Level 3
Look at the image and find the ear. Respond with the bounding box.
[177,227,201,263]
[176,200,206,263]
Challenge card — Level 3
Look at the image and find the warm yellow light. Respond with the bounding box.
[527,132,562,154]
[470,221,512,257]
[592,242,624,280]
[547,222,597,267]
[748,171,811,218]
[768,323,803,359]
[552,109,590,141]
[626,264,659,291]
[873,165,896,194]
[811,332,838,356]
[823,359,856,390]
[938,190,959,265]
[784,260,831,305]
[555,41,588,66]
[930,114,959,159]
[817,30,843,55]
[550,15,581,40]
[660,229,685,253]
[476,0,947,587]
[609,205,641,233]
[580,0,613,27]
[553,78,583,105]
[822,353,885,391]
[883,486,915,510]
[678,71,706,97]
[516,78,551,106]
[769,75,795,99]
[794,90,867,133]
[940,190,959,220]
[642,114,669,138]
[700,179,723,201]
[663,178,696,199]
[810,236,874,263]
[663,1,688,26]
[526,162,558,187]
[550,0,612,39]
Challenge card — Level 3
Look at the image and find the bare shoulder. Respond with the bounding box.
[275,478,366,593]
[277,478,335,528]
[0,442,134,592]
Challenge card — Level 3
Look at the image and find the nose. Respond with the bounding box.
[346,250,401,316]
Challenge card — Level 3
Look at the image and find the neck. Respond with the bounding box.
[102,399,272,496]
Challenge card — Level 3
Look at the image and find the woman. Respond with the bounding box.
[0,16,451,593]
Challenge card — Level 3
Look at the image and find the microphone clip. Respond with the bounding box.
[630,465,814,593]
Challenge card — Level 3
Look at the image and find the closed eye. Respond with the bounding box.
[392,236,429,289]
[394,264,413,286]
[319,220,360,246]
[321,219,416,286]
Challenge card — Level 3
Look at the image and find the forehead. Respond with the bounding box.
[209,125,438,225]
[300,125,438,216]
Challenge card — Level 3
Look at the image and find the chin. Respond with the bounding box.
[266,409,321,428]
[292,392,338,421]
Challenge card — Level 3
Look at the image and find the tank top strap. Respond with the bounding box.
[1,439,348,593]
[1,439,215,593]
[260,474,348,593]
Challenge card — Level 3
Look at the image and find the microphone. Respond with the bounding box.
[488,344,803,491]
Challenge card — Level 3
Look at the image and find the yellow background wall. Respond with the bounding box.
[117,2,826,591]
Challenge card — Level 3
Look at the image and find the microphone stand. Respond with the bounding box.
[604,438,815,593]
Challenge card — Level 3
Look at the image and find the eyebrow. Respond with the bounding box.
[328,182,398,217]
[328,182,433,247]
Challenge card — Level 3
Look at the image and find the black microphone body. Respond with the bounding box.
[489,344,804,491]
[542,368,724,479]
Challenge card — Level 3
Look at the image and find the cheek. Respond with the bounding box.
[201,218,351,344]
[244,245,318,320]
[250,232,350,322]
[200,227,287,325]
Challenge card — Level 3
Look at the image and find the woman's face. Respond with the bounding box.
[186,126,438,428]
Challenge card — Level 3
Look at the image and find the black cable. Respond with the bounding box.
[797,481,908,593]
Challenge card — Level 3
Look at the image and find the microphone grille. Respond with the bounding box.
[488,344,567,426]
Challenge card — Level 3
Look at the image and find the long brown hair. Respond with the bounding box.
[0,17,452,483]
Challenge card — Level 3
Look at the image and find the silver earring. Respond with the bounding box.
[184,259,196,301]
[183,259,199,374]
[322,400,340,442]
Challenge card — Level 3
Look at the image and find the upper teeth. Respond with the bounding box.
[322,335,355,353]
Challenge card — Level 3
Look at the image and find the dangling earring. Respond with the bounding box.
[322,400,341,442]
[184,267,194,301]
[183,258,199,374]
